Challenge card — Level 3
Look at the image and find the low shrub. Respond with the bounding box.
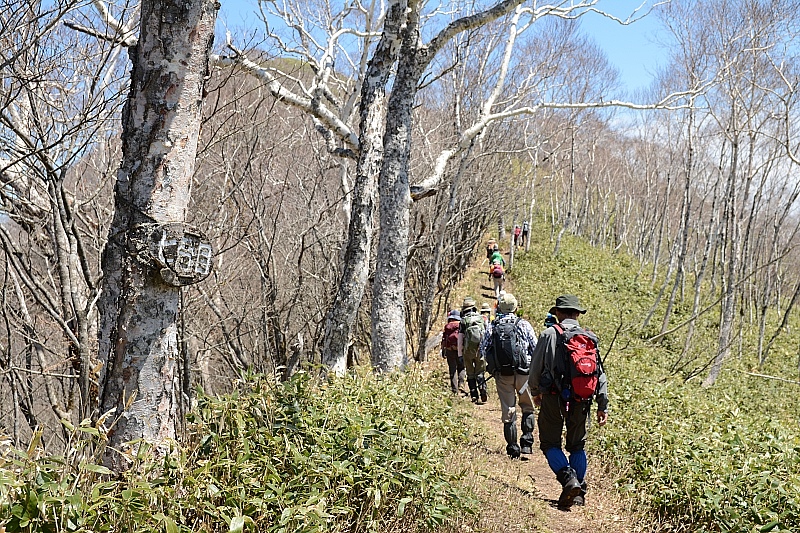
[0,368,476,532]
[514,217,800,533]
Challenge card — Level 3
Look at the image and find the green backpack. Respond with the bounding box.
[462,312,486,353]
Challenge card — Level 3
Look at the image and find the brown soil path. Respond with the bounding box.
[454,387,642,533]
[435,251,646,533]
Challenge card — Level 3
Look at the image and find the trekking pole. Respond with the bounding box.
[519,379,536,405]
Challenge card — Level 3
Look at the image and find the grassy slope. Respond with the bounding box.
[3,217,800,533]
[507,218,800,533]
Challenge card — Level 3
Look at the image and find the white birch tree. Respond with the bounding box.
[96,0,218,468]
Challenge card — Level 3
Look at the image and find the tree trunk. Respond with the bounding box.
[673,175,721,375]
[661,111,695,335]
[320,0,405,376]
[371,41,423,372]
[98,0,218,470]
[705,134,740,387]
[369,0,525,371]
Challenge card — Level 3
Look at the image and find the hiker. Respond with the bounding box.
[480,302,492,324]
[489,261,505,298]
[441,309,466,396]
[480,292,537,459]
[485,239,498,261]
[521,221,530,248]
[458,297,488,404]
[489,249,505,268]
[528,295,609,510]
[513,224,522,248]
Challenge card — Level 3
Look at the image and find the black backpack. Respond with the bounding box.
[492,315,522,375]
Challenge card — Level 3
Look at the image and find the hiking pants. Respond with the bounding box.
[494,372,535,430]
[493,277,504,297]
[444,349,465,394]
[537,393,590,453]
[463,348,486,380]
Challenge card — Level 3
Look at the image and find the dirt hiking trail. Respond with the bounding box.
[431,254,647,533]
[450,385,642,533]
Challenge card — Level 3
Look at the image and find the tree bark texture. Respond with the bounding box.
[320,0,405,375]
[370,20,425,373]
[98,0,217,469]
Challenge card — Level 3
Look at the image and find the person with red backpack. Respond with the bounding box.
[528,295,608,510]
[489,261,505,298]
[441,309,466,396]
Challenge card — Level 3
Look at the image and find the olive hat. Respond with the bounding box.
[548,294,587,315]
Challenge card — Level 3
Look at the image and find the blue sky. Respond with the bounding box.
[217,0,670,96]
[579,1,670,95]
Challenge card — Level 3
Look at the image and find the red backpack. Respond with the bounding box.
[442,321,460,351]
[491,264,504,278]
[552,323,600,402]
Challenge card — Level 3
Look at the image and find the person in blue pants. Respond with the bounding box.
[528,295,609,509]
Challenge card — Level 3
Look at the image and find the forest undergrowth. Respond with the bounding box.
[504,219,800,533]
[2,219,800,533]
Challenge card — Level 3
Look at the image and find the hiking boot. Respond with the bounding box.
[506,443,521,459]
[479,389,488,404]
[573,481,587,506]
[520,445,532,455]
[467,378,479,403]
[555,467,582,509]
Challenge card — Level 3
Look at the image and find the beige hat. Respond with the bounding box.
[462,296,477,310]
[480,302,492,313]
[497,292,518,314]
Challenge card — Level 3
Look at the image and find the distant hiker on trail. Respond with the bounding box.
[489,249,505,268]
[528,295,608,510]
[480,302,492,324]
[489,261,505,298]
[486,239,499,262]
[458,297,488,404]
[521,220,530,248]
[480,292,537,459]
[441,310,466,396]
[513,224,522,248]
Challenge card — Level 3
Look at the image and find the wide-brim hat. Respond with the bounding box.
[497,293,518,314]
[548,294,587,315]
[480,302,491,313]
[447,309,461,321]
[461,296,477,310]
